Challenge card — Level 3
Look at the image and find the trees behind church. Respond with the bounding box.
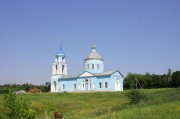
[124,69,180,89]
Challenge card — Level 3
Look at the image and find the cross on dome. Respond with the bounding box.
[92,44,96,52]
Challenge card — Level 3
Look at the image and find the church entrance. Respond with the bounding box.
[85,79,88,91]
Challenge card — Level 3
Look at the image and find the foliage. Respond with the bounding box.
[37,82,51,92]
[127,90,145,104]
[171,71,180,87]
[3,89,35,119]
[124,69,180,89]
[0,82,51,94]
[99,101,180,119]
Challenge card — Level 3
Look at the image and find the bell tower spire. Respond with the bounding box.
[60,38,62,50]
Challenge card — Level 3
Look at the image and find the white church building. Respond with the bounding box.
[51,44,124,92]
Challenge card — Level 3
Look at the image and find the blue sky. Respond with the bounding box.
[0,0,180,85]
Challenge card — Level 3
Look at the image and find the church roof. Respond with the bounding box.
[85,52,103,61]
[55,49,65,57]
[95,71,115,76]
[58,70,123,80]
[60,74,80,79]
[55,40,65,58]
[84,45,103,61]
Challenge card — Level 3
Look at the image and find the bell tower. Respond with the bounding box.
[51,40,67,92]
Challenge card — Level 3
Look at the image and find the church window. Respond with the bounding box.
[92,64,94,69]
[99,83,102,88]
[74,84,76,89]
[62,65,65,73]
[63,84,65,89]
[105,82,108,88]
[97,64,99,69]
[54,81,56,90]
[87,64,89,69]
[55,65,58,71]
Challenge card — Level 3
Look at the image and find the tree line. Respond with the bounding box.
[0,82,50,94]
[124,68,180,89]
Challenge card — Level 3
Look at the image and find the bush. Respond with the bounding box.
[0,88,9,94]
[3,89,35,119]
[127,90,145,104]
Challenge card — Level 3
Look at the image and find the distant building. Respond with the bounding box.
[29,87,42,93]
[51,43,124,92]
[15,90,26,94]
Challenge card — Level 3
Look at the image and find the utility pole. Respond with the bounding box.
[135,78,142,89]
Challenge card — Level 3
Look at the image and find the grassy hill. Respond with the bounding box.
[0,88,179,119]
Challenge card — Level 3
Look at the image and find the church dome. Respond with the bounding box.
[85,45,103,61]
[55,40,65,58]
[56,49,65,58]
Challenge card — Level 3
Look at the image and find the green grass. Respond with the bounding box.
[98,101,180,119]
[0,88,180,119]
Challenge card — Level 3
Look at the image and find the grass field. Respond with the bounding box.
[0,88,180,119]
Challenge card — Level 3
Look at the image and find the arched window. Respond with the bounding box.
[92,64,94,69]
[55,65,58,71]
[74,84,76,89]
[62,65,65,73]
[105,82,108,88]
[99,83,102,88]
[87,64,89,69]
[63,84,65,89]
[97,64,99,69]
[54,81,56,90]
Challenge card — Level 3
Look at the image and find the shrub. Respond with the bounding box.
[127,90,145,104]
[3,89,35,119]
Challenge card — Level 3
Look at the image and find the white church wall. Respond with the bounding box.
[77,77,96,92]
[51,77,59,92]
[112,71,124,91]
[95,76,115,91]
[58,79,77,92]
